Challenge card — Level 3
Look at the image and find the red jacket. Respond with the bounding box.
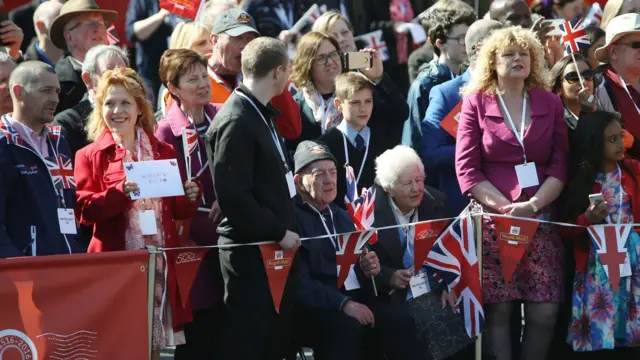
[74,128,199,329]
[563,159,640,274]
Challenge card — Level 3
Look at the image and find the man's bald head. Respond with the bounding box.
[489,0,532,28]
[10,61,57,96]
[10,61,60,125]
[33,0,63,37]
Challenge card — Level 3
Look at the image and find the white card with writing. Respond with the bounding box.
[139,210,158,235]
[344,267,361,291]
[409,272,430,298]
[285,171,296,198]
[515,162,539,189]
[57,208,77,235]
[124,159,185,200]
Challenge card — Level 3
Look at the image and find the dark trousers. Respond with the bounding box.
[293,306,364,360]
[364,298,424,360]
[173,306,224,360]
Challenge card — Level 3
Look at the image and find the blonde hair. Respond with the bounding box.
[334,72,373,100]
[461,26,550,97]
[312,9,353,35]
[601,0,623,30]
[86,67,156,142]
[291,31,342,89]
[169,22,210,50]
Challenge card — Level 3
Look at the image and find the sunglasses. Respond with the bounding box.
[564,69,594,83]
[617,41,640,49]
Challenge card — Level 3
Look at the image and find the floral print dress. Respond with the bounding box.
[568,168,640,351]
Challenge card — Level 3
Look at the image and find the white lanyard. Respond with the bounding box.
[498,94,528,163]
[602,165,625,225]
[308,203,337,248]
[618,72,640,115]
[236,91,288,167]
[341,130,370,186]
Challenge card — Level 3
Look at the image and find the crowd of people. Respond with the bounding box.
[1,0,640,359]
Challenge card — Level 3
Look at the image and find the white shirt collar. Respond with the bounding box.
[388,193,416,226]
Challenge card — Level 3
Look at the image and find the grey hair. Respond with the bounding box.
[0,52,15,66]
[9,61,55,96]
[82,45,129,79]
[374,145,425,191]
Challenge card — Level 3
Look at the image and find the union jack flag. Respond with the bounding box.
[355,30,389,62]
[0,116,22,145]
[335,229,376,289]
[583,3,603,28]
[588,224,632,293]
[559,18,590,56]
[346,187,376,232]
[344,164,357,205]
[44,155,75,189]
[181,127,199,156]
[107,25,120,45]
[425,208,484,338]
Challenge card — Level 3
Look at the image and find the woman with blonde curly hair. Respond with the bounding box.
[455,26,569,360]
[74,67,201,360]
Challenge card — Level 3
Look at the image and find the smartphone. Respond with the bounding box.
[344,52,373,70]
[589,193,604,206]
[545,19,566,37]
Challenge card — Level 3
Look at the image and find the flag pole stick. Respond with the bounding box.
[364,247,378,296]
[146,246,158,360]
[570,52,585,89]
[474,214,483,360]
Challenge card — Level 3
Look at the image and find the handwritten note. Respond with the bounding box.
[123,159,185,200]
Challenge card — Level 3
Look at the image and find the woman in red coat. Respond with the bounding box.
[74,67,201,360]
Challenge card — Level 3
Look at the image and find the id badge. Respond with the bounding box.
[515,162,539,189]
[409,272,430,298]
[285,171,296,198]
[139,210,158,235]
[57,208,77,235]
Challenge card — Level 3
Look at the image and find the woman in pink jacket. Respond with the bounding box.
[455,27,569,360]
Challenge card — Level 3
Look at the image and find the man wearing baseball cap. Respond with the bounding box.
[595,13,640,159]
[207,8,301,140]
[293,139,380,359]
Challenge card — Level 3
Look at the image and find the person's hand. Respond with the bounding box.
[578,87,596,112]
[544,36,564,66]
[359,250,380,277]
[499,201,536,218]
[585,200,608,224]
[159,8,171,18]
[530,17,555,41]
[441,290,457,313]
[123,181,140,197]
[360,48,384,83]
[389,268,412,289]
[279,230,301,252]
[278,30,298,45]
[343,300,375,326]
[0,21,23,60]
[184,181,200,202]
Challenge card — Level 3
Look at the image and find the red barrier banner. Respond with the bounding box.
[259,244,296,313]
[494,217,538,283]
[414,220,449,271]
[166,248,209,308]
[0,251,149,360]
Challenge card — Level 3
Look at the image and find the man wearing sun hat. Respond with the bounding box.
[50,0,117,115]
[595,13,640,159]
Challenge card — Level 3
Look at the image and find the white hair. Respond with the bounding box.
[82,45,129,79]
[375,145,425,191]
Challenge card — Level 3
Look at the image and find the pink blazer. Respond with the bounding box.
[455,87,569,202]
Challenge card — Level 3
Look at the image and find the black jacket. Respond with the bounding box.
[53,95,93,158]
[288,73,407,156]
[295,200,357,311]
[205,84,296,244]
[362,183,450,302]
[243,0,311,39]
[54,55,87,115]
[9,0,38,53]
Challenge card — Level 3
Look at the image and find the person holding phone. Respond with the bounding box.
[559,111,640,355]
[289,31,406,153]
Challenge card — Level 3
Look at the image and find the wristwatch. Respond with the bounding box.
[529,201,540,213]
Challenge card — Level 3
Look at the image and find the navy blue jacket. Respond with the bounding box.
[295,200,356,311]
[421,68,470,215]
[0,117,79,258]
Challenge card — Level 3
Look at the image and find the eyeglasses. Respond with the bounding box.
[66,20,106,32]
[314,50,341,66]
[446,36,466,45]
[616,41,640,49]
[564,69,594,84]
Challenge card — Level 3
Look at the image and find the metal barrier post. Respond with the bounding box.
[146,246,158,360]
[474,214,483,360]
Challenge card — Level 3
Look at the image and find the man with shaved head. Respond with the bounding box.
[0,61,81,258]
[489,0,533,28]
[25,0,64,65]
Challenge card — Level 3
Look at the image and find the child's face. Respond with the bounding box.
[603,120,625,164]
[337,88,373,130]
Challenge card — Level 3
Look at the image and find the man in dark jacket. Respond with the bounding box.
[205,37,300,360]
[292,139,380,359]
[49,0,117,114]
[24,0,64,66]
[0,61,79,258]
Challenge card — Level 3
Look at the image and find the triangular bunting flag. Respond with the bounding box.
[336,229,376,289]
[587,224,632,293]
[166,248,209,308]
[494,216,538,283]
[259,243,296,313]
[413,220,449,271]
